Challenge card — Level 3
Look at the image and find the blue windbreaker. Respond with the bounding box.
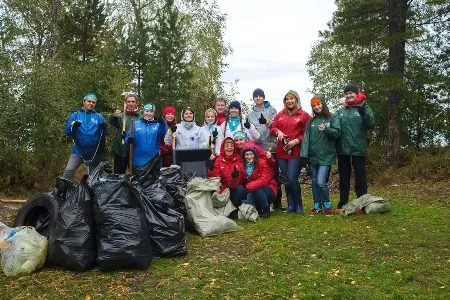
[126,118,167,167]
[64,109,107,158]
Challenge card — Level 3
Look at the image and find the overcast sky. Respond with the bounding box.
[217,0,337,113]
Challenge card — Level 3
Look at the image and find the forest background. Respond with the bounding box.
[0,0,448,195]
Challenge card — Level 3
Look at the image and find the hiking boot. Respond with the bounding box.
[310,208,321,216]
[323,208,333,216]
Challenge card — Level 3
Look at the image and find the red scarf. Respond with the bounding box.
[342,91,366,107]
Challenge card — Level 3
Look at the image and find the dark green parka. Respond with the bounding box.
[300,98,340,166]
[335,101,374,156]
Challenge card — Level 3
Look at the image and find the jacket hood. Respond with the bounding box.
[283,90,301,110]
[241,145,259,162]
[311,94,329,110]
[220,137,236,157]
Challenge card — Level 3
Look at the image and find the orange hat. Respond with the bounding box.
[311,97,322,106]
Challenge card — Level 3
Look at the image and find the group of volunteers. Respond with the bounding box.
[62,83,375,218]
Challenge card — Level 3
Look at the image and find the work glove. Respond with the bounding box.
[231,166,239,179]
[71,120,82,128]
[244,118,251,129]
[170,125,177,133]
[258,113,266,124]
[212,128,218,138]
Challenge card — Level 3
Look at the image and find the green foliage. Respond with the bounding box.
[58,0,108,62]
[0,0,229,193]
[307,0,449,152]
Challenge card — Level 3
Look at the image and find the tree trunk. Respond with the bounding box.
[387,0,408,165]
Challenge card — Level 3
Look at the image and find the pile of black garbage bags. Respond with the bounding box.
[14,156,188,272]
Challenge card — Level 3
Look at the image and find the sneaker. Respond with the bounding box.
[323,208,333,216]
[269,203,274,213]
[310,208,321,216]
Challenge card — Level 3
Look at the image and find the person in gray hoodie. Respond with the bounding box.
[248,88,277,152]
[247,88,281,209]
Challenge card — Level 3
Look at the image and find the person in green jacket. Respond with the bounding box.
[335,83,375,209]
[109,92,141,174]
[301,95,340,215]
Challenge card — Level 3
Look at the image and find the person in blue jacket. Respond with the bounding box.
[127,103,167,170]
[63,93,107,180]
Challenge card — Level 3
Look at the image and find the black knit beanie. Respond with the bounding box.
[344,84,360,94]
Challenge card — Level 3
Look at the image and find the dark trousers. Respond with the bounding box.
[113,154,129,174]
[337,155,368,208]
[245,187,275,213]
[272,159,283,209]
[230,185,248,208]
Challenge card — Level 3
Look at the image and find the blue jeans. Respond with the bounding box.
[230,185,248,208]
[311,165,331,209]
[244,187,275,213]
[278,158,302,212]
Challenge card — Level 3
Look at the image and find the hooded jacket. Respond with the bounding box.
[240,146,277,196]
[164,121,201,149]
[248,101,278,152]
[65,109,107,157]
[126,117,167,167]
[270,90,311,159]
[300,96,340,166]
[208,137,244,193]
[335,96,375,156]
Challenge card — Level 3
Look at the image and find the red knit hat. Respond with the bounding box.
[163,106,176,116]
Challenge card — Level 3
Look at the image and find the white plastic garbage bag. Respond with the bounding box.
[0,223,48,277]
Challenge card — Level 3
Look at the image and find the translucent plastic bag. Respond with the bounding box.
[1,225,48,276]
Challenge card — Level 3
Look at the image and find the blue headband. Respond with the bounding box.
[233,131,248,140]
[83,93,97,101]
[143,103,155,111]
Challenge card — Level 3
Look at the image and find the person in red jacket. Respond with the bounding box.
[160,106,176,167]
[208,137,246,208]
[241,145,278,218]
[270,90,311,213]
[233,130,275,168]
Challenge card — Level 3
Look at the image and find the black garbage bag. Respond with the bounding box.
[88,163,152,271]
[159,165,188,214]
[134,184,187,257]
[46,176,96,271]
[134,156,175,208]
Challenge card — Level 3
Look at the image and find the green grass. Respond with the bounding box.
[1,181,449,299]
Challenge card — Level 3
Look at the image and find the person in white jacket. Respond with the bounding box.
[216,100,260,149]
[164,107,201,149]
[198,108,220,156]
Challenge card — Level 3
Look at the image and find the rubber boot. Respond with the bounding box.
[294,197,303,214]
[284,197,295,213]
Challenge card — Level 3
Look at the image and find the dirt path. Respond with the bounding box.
[0,201,22,226]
